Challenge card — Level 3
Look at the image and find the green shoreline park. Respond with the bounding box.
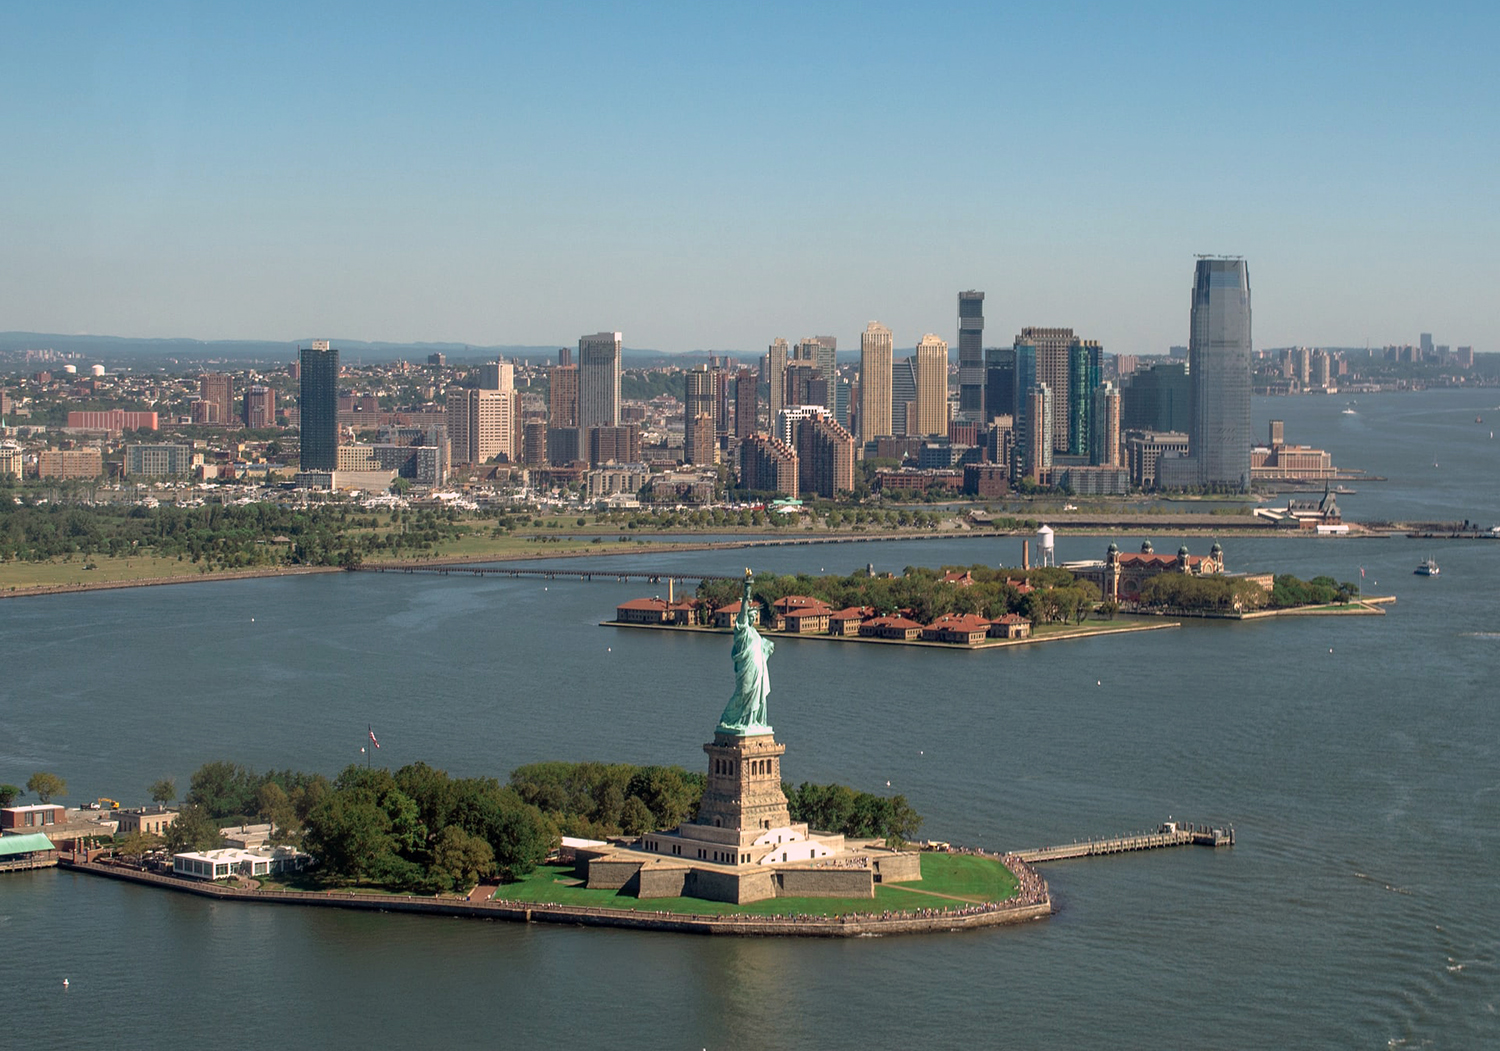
[93,758,974,915]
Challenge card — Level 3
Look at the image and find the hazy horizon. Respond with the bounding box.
[3,4,1494,356]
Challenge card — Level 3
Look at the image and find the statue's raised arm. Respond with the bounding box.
[718,569,774,735]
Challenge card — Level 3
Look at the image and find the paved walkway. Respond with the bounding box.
[468,880,500,903]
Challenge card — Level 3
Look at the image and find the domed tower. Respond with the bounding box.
[1105,541,1121,600]
[1209,541,1224,573]
[1141,539,1154,554]
[1177,543,1191,572]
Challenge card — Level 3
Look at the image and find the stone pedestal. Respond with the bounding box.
[695,731,790,840]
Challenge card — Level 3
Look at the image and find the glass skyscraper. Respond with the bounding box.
[299,340,339,472]
[1189,258,1252,489]
[958,290,984,421]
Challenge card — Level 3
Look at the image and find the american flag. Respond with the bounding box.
[368,726,380,749]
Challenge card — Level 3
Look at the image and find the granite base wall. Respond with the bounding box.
[873,853,922,883]
[776,868,873,898]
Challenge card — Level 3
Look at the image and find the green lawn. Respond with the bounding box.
[492,853,1018,917]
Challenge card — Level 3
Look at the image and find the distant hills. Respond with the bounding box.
[0,332,775,369]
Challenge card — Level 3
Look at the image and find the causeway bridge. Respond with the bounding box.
[353,564,736,585]
[1014,821,1233,864]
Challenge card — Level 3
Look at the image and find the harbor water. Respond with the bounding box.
[1,389,1497,1049]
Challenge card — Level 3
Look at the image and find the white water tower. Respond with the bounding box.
[1036,524,1055,567]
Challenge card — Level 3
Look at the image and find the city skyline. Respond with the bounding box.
[2,5,1496,355]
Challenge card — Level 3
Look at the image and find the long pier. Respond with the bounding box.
[1014,822,1233,864]
[353,565,735,584]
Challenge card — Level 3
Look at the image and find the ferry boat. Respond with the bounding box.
[1415,558,1440,577]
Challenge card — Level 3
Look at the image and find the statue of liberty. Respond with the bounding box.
[717,569,774,735]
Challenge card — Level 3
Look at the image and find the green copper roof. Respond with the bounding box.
[0,832,56,856]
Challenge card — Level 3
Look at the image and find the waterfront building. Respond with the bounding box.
[912,334,948,438]
[126,443,194,478]
[859,321,893,443]
[549,363,579,427]
[199,373,232,425]
[243,386,277,429]
[578,331,622,430]
[958,291,985,422]
[1251,420,1336,481]
[299,341,340,472]
[116,807,178,836]
[738,434,799,497]
[1066,539,1228,603]
[1189,257,1252,489]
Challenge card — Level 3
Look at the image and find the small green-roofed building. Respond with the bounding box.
[0,832,56,857]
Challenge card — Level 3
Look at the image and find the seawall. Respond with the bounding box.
[58,858,1050,938]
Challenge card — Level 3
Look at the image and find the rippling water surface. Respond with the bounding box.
[1,390,1497,1049]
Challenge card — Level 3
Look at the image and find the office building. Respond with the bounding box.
[549,363,579,427]
[912,335,948,438]
[588,424,640,466]
[478,361,514,391]
[243,386,276,429]
[983,346,1016,425]
[1189,257,1252,489]
[859,321,893,443]
[957,291,985,421]
[766,338,790,426]
[684,365,716,465]
[1015,326,1075,452]
[578,331,622,430]
[127,443,194,477]
[1121,362,1191,434]
[447,386,518,465]
[299,340,340,472]
[199,374,232,426]
[890,358,917,437]
[1126,430,1191,489]
[733,368,758,439]
[546,426,582,465]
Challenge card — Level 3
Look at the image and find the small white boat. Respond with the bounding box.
[1415,558,1440,577]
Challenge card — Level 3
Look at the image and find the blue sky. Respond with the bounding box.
[2,1,1496,354]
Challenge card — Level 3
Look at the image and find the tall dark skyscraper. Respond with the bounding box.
[983,346,1016,424]
[958,291,984,421]
[299,340,339,471]
[578,331,622,430]
[1189,257,1252,489]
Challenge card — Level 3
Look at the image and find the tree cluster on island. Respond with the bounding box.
[696,565,1102,626]
[1136,572,1362,612]
[116,758,921,893]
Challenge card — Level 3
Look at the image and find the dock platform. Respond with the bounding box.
[1015,821,1233,864]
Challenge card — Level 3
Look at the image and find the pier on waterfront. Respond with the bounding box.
[1014,821,1233,863]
